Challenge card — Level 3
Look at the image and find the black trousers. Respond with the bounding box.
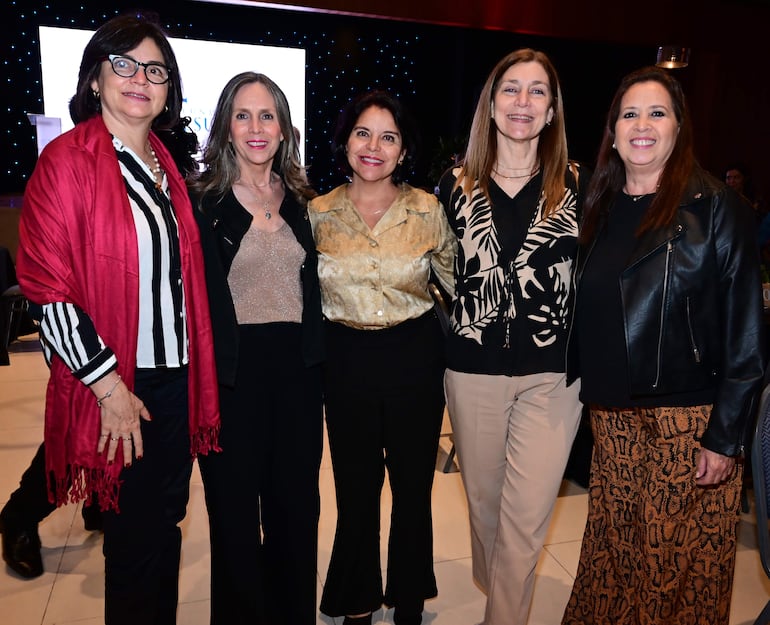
[0,443,58,528]
[319,312,445,617]
[102,366,192,625]
[199,323,323,625]
[0,443,101,531]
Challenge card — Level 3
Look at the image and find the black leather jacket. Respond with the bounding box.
[195,186,324,388]
[568,169,765,456]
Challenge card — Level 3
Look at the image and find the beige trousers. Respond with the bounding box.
[444,370,582,625]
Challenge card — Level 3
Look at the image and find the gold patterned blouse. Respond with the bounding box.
[308,183,457,330]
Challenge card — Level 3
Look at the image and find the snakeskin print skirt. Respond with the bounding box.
[561,405,742,625]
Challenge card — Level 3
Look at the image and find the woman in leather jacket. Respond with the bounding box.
[191,72,323,625]
[562,67,765,625]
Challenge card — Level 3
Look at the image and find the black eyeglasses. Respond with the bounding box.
[106,54,171,85]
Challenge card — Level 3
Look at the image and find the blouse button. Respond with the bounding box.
[369,240,377,247]
[377,310,383,316]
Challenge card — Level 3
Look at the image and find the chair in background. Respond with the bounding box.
[2,285,29,346]
[1,245,36,365]
[1,285,31,366]
[429,282,457,473]
[751,381,770,625]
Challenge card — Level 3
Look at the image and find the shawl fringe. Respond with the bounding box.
[48,423,220,514]
[191,423,222,456]
[51,464,123,513]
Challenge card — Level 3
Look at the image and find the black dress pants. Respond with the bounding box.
[199,323,323,625]
[102,366,192,625]
[0,443,100,531]
[0,444,56,529]
[319,312,445,617]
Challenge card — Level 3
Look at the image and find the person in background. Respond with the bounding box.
[0,443,103,579]
[562,66,764,625]
[437,48,586,625]
[724,162,768,230]
[728,162,770,265]
[15,14,220,624]
[192,72,323,625]
[310,90,456,625]
[724,162,755,206]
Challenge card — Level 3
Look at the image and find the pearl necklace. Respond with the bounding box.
[146,144,163,190]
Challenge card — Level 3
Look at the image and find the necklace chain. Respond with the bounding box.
[492,167,540,180]
[495,162,536,173]
[241,174,275,220]
[623,185,657,202]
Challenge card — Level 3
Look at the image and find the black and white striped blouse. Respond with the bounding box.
[39,138,188,385]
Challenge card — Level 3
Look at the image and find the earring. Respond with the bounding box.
[612,142,616,149]
[164,105,169,113]
[92,89,100,99]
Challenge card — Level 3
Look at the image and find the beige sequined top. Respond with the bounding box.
[228,221,304,325]
[308,183,456,330]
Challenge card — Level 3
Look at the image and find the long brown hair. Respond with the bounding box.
[457,48,570,217]
[191,72,314,204]
[580,66,695,243]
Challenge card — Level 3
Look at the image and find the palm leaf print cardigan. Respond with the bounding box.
[438,164,584,377]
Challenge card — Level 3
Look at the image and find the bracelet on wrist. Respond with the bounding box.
[96,374,121,407]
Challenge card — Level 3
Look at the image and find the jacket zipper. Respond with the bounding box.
[652,240,674,389]
[685,296,701,363]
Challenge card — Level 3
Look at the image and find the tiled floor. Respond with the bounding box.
[1,335,769,625]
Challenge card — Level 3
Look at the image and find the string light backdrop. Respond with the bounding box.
[4,1,651,195]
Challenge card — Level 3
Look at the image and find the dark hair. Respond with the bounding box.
[155,116,199,177]
[331,90,419,185]
[191,72,313,203]
[459,48,570,217]
[581,66,695,243]
[724,162,749,178]
[68,13,183,130]
[723,161,755,200]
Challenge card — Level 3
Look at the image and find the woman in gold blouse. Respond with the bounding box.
[309,90,456,625]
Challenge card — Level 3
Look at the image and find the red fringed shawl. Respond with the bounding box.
[17,116,220,511]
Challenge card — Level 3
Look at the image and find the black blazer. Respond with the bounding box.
[195,185,324,388]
